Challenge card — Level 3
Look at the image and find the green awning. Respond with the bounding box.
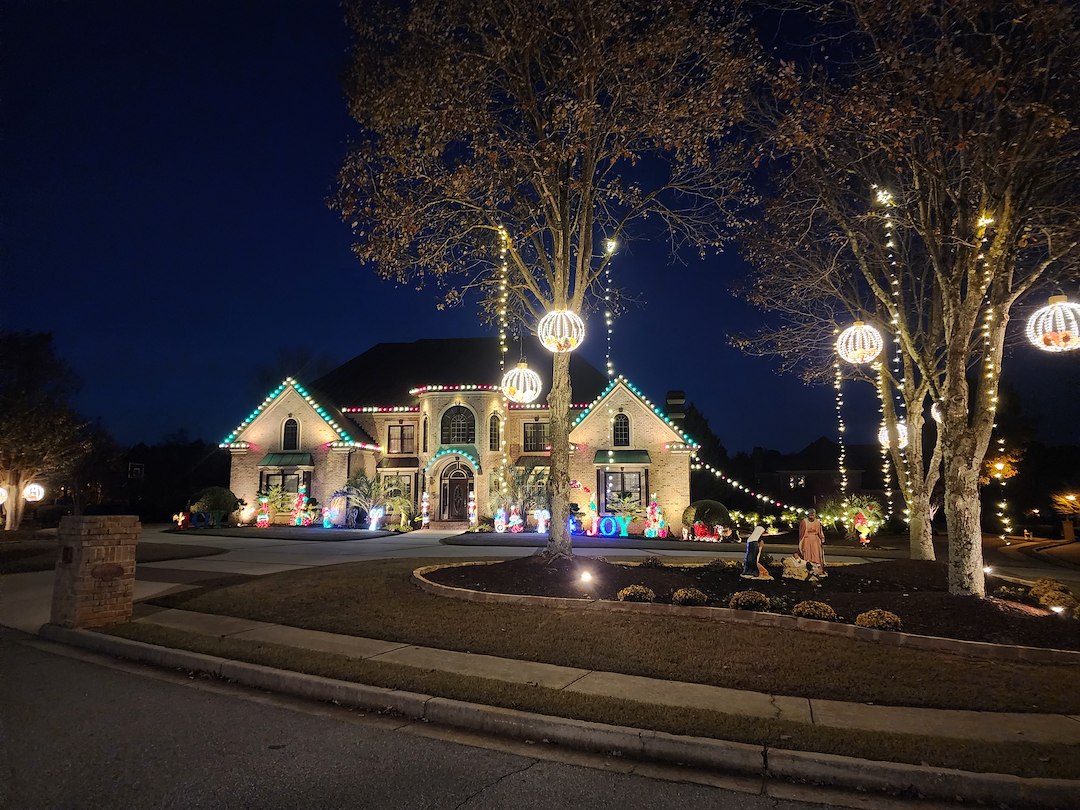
[377,456,420,469]
[592,450,651,465]
[257,452,314,468]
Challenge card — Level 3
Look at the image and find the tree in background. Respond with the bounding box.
[741,0,1080,595]
[334,0,756,557]
[0,332,91,530]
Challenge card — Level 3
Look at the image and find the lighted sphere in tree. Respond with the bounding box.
[878,421,909,450]
[1026,295,1080,352]
[501,361,543,404]
[836,321,884,364]
[23,483,45,502]
[0,486,7,506]
[537,310,585,353]
[930,402,942,424]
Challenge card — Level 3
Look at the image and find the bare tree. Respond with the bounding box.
[334,0,756,556]
[743,0,1080,595]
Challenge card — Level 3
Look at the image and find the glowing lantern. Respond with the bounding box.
[836,321,884,364]
[878,421,909,450]
[1026,295,1080,353]
[931,402,942,424]
[0,486,7,506]
[500,361,542,403]
[23,483,45,502]
[537,310,585,353]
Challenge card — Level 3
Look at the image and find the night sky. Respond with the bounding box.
[3,1,1077,454]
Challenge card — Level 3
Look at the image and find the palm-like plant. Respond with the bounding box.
[606,492,646,524]
[489,465,549,515]
[332,471,401,519]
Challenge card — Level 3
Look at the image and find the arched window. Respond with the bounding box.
[282,418,300,451]
[489,413,501,451]
[422,416,428,453]
[612,413,630,447]
[441,405,475,444]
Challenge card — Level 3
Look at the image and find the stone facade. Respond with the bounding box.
[222,374,694,534]
[50,515,140,629]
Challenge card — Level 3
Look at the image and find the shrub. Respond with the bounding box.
[617,584,656,603]
[189,487,240,524]
[993,585,1031,600]
[639,556,664,569]
[760,553,776,568]
[728,590,769,611]
[689,500,732,529]
[792,600,838,622]
[681,505,696,527]
[1030,578,1071,601]
[705,558,741,572]
[767,596,788,613]
[672,587,709,606]
[855,609,903,632]
[1041,592,1080,611]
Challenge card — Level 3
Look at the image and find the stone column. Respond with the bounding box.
[51,516,141,629]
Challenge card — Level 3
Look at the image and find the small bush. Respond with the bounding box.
[639,556,664,569]
[792,600,838,622]
[855,609,903,632]
[189,486,240,521]
[689,499,732,528]
[705,558,743,573]
[1041,592,1080,611]
[760,553,776,568]
[1030,578,1070,598]
[728,590,769,611]
[993,585,1031,601]
[767,596,788,613]
[617,584,656,603]
[672,587,709,606]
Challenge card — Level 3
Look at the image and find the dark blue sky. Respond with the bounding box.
[3,1,1076,453]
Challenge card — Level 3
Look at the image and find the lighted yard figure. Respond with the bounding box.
[367,506,385,531]
[468,490,477,526]
[534,508,550,533]
[569,480,599,535]
[854,511,871,546]
[508,505,524,532]
[494,507,508,533]
[322,507,337,529]
[172,512,189,530]
[644,501,668,538]
[421,492,430,527]
[255,496,270,528]
[290,486,310,526]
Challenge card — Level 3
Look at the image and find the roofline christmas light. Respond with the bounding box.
[572,376,699,449]
[220,377,359,447]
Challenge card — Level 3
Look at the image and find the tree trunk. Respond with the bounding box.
[545,350,573,558]
[5,474,26,531]
[943,451,985,597]
[907,490,936,560]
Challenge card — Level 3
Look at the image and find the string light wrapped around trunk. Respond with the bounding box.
[836,321,884,364]
[500,361,543,404]
[537,310,585,353]
[1026,295,1080,352]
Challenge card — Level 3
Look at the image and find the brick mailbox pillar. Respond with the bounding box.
[51,516,141,628]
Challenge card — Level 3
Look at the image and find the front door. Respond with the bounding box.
[440,461,473,521]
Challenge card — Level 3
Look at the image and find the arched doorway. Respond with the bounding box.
[439,461,474,521]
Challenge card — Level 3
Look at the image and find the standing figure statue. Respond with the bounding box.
[740,525,771,580]
[798,509,828,577]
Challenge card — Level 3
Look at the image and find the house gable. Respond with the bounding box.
[569,376,699,451]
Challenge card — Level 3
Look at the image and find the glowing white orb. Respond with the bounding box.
[1026,295,1080,353]
[878,421,909,450]
[0,486,7,506]
[931,402,942,423]
[836,321,884,364]
[537,310,585,353]
[23,483,45,502]
[500,362,542,404]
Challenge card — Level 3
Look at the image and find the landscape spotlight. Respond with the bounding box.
[580,571,593,583]
[983,566,993,574]
[1051,606,1065,614]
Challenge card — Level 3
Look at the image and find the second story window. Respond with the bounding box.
[612,413,630,447]
[388,424,416,454]
[523,422,550,452]
[489,413,500,451]
[282,418,299,451]
[441,406,475,444]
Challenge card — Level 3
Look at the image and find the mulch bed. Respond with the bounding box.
[425,556,1080,651]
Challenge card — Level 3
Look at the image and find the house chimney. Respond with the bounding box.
[665,390,686,421]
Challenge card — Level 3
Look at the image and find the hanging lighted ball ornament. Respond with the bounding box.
[0,486,7,506]
[23,483,45,502]
[930,402,942,424]
[878,421,909,450]
[500,361,542,404]
[1026,295,1080,353]
[537,310,585,353]
[836,321,884,364]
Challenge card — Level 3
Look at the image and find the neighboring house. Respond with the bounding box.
[221,338,697,532]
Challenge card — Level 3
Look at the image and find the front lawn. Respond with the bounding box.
[146,557,1080,714]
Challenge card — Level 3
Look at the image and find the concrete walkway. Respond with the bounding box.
[135,606,1080,747]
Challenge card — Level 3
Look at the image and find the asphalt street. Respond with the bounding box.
[0,628,826,810]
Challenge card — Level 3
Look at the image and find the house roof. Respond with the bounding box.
[313,337,608,407]
[220,377,378,449]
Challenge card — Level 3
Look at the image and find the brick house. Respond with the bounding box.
[220,338,696,532]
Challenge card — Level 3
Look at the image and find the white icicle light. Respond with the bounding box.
[878,421,909,450]
[836,321,884,364]
[500,361,543,404]
[1026,295,1080,353]
[537,310,585,353]
[23,483,45,502]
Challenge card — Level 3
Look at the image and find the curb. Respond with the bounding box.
[39,624,1079,809]
[412,564,1080,664]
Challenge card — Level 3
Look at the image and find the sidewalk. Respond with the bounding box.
[133,606,1080,747]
